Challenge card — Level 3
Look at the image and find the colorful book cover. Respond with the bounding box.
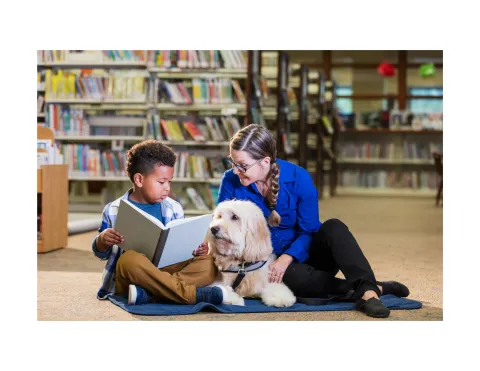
[183,122,205,142]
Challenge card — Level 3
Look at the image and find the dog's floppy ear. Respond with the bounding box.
[243,203,272,261]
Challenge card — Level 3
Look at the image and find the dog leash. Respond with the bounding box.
[223,260,268,290]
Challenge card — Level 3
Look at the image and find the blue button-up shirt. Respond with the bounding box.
[218,159,322,263]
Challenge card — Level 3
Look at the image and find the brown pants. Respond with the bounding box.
[115,250,218,304]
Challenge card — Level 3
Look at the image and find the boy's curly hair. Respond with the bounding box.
[126,140,176,182]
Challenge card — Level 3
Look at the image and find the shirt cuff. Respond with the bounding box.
[92,237,112,260]
[284,245,308,264]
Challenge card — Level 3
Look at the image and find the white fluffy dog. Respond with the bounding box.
[207,200,296,307]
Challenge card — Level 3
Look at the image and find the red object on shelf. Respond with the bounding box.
[377,62,396,77]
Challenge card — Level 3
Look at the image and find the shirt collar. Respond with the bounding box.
[111,189,133,208]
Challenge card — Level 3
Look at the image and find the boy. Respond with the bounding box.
[92,140,228,305]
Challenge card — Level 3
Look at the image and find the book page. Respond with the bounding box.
[158,214,213,268]
[165,213,212,229]
[115,199,165,262]
[122,199,166,229]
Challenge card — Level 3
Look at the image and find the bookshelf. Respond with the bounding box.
[37,66,46,125]
[335,128,442,196]
[253,52,325,195]
[276,51,294,160]
[306,71,339,199]
[37,127,68,253]
[305,50,444,198]
[39,50,248,215]
[68,175,222,185]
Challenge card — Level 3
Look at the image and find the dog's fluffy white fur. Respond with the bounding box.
[207,200,296,307]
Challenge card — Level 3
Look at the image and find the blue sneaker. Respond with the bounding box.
[195,286,223,305]
[128,285,152,305]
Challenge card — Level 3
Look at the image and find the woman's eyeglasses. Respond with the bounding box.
[227,157,261,173]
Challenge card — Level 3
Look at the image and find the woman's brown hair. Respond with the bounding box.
[230,124,281,226]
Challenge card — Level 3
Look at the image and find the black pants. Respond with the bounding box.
[283,218,381,300]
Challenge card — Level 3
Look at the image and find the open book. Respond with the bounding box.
[114,199,212,268]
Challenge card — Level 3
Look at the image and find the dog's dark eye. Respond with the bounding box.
[231,214,239,221]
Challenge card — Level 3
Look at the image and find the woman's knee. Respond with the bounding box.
[321,218,349,233]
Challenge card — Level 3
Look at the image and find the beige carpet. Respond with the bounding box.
[37,196,443,321]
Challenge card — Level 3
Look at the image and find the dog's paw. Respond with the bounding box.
[214,285,245,306]
[224,291,245,306]
[261,283,296,307]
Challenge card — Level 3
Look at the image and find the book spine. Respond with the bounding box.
[152,229,170,268]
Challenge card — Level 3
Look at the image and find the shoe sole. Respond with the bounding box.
[128,285,137,305]
[365,312,390,318]
[356,308,391,318]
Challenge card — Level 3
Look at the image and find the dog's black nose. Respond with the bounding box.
[210,226,219,235]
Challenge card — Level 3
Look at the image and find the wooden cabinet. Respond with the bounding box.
[37,126,68,253]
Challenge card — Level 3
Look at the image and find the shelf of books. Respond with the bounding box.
[38,69,46,125]
[335,110,443,197]
[256,52,327,193]
[38,50,248,215]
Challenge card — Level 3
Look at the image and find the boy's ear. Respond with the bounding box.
[133,173,143,187]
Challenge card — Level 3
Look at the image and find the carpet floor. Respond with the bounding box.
[37,196,443,321]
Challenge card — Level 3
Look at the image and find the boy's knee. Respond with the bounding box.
[193,255,218,284]
[117,250,147,275]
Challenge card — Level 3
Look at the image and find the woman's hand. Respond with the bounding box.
[268,254,293,283]
[193,240,209,256]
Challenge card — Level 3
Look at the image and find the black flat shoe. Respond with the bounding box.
[377,281,410,297]
[355,297,390,318]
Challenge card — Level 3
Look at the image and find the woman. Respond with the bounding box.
[215,124,409,318]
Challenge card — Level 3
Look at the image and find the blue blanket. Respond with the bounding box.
[108,294,422,316]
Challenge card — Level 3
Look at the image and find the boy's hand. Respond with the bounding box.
[193,241,209,256]
[101,228,124,246]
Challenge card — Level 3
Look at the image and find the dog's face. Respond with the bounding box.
[207,200,272,262]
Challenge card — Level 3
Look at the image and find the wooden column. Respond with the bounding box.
[276,51,289,159]
[323,50,332,79]
[298,64,308,169]
[246,50,254,126]
[316,73,326,198]
[398,50,407,110]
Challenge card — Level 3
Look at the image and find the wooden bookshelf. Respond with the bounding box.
[68,175,221,185]
[42,62,148,68]
[40,50,249,215]
[335,125,442,196]
[56,135,145,142]
[156,103,245,112]
[55,136,232,146]
[155,69,247,78]
[45,99,147,104]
